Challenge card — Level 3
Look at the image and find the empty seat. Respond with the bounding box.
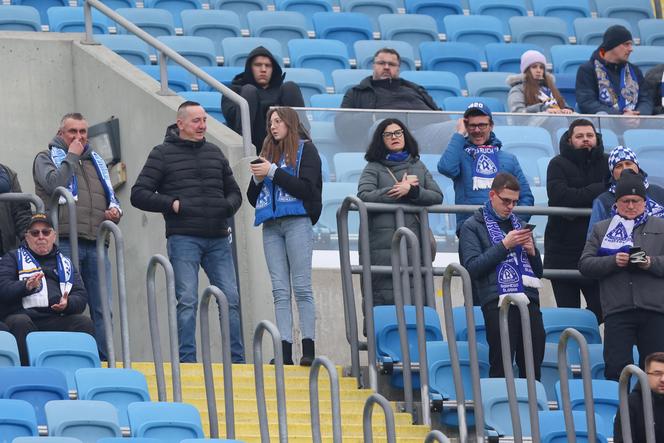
[47,7,110,34]
[554,379,619,437]
[312,12,374,58]
[493,126,555,186]
[0,331,20,367]
[309,93,344,108]
[509,16,569,59]
[573,17,632,46]
[212,0,268,29]
[399,70,461,108]
[481,378,549,437]
[340,0,399,31]
[128,402,204,441]
[532,0,592,36]
[139,64,198,92]
[0,399,38,440]
[420,42,482,87]
[12,0,69,26]
[288,39,350,86]
[554,72,577,109]
[378,14,439,59]
[13,438,84,443]
[465,71,511,104]
[116,7,176,37]
[451,305,487,345]
[444,14,504,48]
[310,121,342,167]
[331,68,373,94]
[274,0,333,30]
[469,0,528,34]
[221,37,283,67]
[333,152,367,182]
[595,0,653,38]
[538,410,608,443]
[181,10,242,57]
[97,439,161,443]
[247,10,308,56]
[623,129,664,154]
[541,307,602,366]
[144,0,203,29]
[157,36,217,67]
[638,18,664,46]
[318,182,360,233]
[540,342,572,402]
[46,400,122,440]
[180,91,225,122]
[354,40,417,70]
[550,44,595,74]
[485,43,544,73]
[95,35,152,65]
[629,45,663,73]
[443,96,506,112]
[282,68,327,105]
[404,0,462,34]
[0,5,41,32]
[198,66,243,90]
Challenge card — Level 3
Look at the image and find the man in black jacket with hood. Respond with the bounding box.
[544,119,609,323]
[221,46,304,154]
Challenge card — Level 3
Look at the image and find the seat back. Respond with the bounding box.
[0,5,42,32]
[427,341,490,400]
[274,0,333,30]
[198,66,243,90]
[181,10,242,56]
[146,0,203,28]
[354,40,417,70]
[549,44,594,74]
[444,14,504,48]
[14,438,84,443]
[0,398,38,440]
[399,70,462,108]
[420,42,482,87]
[469,0,528,34]
[595,0,653,38]
[539,343,573,402]
[494,125,555,186]
[312,12,373,58]
[465,72,511,105]
[629,45,664,73]
[0,367,68,426]
[94,35,152,65]
[451,305,487,345]
[46,400,122,440]
[538,410,608,443]
[541,308,602,366]
[221,37,283,67]
[331,69,373,94]
[138,65,197,92]
[247,10,309,56]
[404,0,463,34]
[573,17,631,46]
[47,6,110,34]
[374,305,443,363]
[555,379,619,437]
[340,0,399,30]
[212,0,267,29]
[0,331,20,367]
[282,68,327,105]
[509,16,568,59]
[532,0,591,36]
[318,182,360,234]
[638,18,664,46]
[485,43,543,73]
[13,0,69,26]
[116,7,176,37]
[127,402,204,441]
[157,36,217,67]
[378,14,439,59]
[333,152,367,183]
[288,39,350,86]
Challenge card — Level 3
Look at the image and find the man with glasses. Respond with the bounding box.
[580,171,664,381]
[459,172,545,379]
[438,102,533,234]
[0,213,94,365]
[614,352,664,442]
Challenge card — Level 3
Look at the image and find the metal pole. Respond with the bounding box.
[82,0,96,45]
[309,356,343,443]
[253,320,288,443]
[394,208,410,306]
[618,364,656,443]
[425,430,451,443]
[146,254,181,402]
[157,51,171,96]
[418,208,435,308]
[49,187,78,265]
[199,285,235,439]
[0,193,44,213]
[362,393,397,443]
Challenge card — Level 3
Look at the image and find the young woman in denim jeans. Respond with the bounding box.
[247,107,323,366]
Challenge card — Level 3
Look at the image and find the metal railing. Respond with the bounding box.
[97,220,131,368]
[363,393,397,443]
[145,254,181,402]
[618,364,656,443]
[253,320,288,443]
[425,430,451,443]
[199,285,235,440]
[309,356,342,443]
[82,0,254,157]
[49,186,79,265]
[0,192,44,213]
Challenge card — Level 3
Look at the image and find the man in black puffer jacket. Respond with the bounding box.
[131,101,244,364]
[544,119,609,323]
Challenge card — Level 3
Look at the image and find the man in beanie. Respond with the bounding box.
[588,145,664,236]
[580,171,664,380]
[576,25,652,115]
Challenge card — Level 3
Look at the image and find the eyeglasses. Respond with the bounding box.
[617,198,645,206]
[647,371,664,378]
[382,129,404,139]
[28,228,53,238]
[466,123,490,131]
[496,194,519,206]
[374,60,399,68]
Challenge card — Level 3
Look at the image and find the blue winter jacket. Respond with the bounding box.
[438,132,534,231]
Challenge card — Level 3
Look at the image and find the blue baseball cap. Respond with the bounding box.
[464,101,492,119]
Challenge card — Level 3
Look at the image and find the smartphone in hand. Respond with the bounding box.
[525,224,536,231]
[250,158,264,164]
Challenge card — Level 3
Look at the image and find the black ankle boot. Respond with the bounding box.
[300,338,315,367]
[269,340,293,365]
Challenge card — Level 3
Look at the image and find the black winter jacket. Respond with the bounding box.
[0,164,31,255]
[643,63,664,115]
[130,125,242,238]
[543,130,609,268]
[614,386,664,443]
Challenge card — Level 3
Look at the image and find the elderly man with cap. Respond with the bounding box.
[579,171,664,381]
[0,213,94,365]
[576,25,652,115]
[588,145,664,237]
[438,102,533,237]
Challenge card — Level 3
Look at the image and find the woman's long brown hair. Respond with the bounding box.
[260,107,302,168]
[523,67,567,109]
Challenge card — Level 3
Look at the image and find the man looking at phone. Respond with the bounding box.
[459,172,545,379]
[579,171,664,381]
[0,213,94,365]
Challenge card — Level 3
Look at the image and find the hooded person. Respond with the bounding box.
[221,46,305,154]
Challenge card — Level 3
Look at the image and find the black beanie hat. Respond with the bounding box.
[615,170,646,201]
[601,25,633,51]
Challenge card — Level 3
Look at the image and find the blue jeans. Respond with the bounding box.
[58,238,112,359]
[167,234,244,363]
[262,216,315,343]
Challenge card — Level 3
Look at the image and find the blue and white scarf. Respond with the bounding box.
[465,143,500,191]
[594,59,639,112]
[538,86,559,108]
[17,246,74,309]
[386,150,409,162]
[50,146,120,210]
[598,211,648,256]
[482,202,541,306]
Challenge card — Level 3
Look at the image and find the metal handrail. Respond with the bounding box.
[96,220,130,369]
[145,254,181,402]
[0,192,44,213]
[499,294,541,443]
[199,285,235,439]
[440,263,485,443]
[83,0,254,157]
[557,328,597,443]
[309,356,342,443]
[424,430,451,443]
[618,364,656,443]
[363,393,397,443]
[49,186,78,265]
[253,320,288,443]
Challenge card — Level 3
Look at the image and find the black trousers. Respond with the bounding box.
[482,301,546,380]
[603,309,664,381]
[4,313,95,366]
[551,278,603,324]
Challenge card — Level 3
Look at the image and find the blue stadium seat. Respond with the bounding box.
[139,64,198,92]
[95,35,152,65]
[312,12,373,58]
[509,16,569,59]
[538,411,608,443]
[638,18,664,46]
[493,126,555,186]
[623,129,664,178]
[0,399,38,440]
[282,68,327,106]
[586,343,606,380]
[0,367,69,426]
[212,0,268,30]
[550,44,595,74]
[340,0,399,31]
[77,0,136,8]
[145,0,203,29]
[333,152,367,182]
[532,0,592,36]
[485,43,543,73]
[541,307,602,366]
[221,37,283,67]
[310,121,342,169]
[481,378,549,437]
[181,10,242,57]
[404,0,463,34]
[97,439,161,443]
[554,72,577,110]
[47,7,111,34]
[157,36,217,67]
[444,14,504,48]
[595,0,653,38]
[400,70,462,108]
[247,11,308,56]
[310,93,344,108]
[555,379,619,437]
[274,0,333,30]
[465,72,511,104]
[573,17,632,46]
[14,438,84,443]
[443,96,506,112]
[469,0,528,34]
[46,400,121,440]
[180,91,225,122]
[354,40,417,70]
[331,68,373,94]
[198,66,243,90]
[540,343,573,403]
[12,0,68,26]
[288,39,350,86]
[451,305,487,345]
[26,332,101,392]
[0,331,20,367]
[629,45,663,73]
[420,42,482,88]
[128,402,204,441]
[318,182,360,233]
[378,14,439,59]
[116,7,176,37]
[529,186,548,241]
[0,5,41,32]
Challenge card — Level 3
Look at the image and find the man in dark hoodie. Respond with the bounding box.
[576,25,652,115]
[0,163,31,256]
[131,101,244,363]
[544,119,609,323]
[643,63,664,115]
[221,46,304,154]
[33,112,122,360]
